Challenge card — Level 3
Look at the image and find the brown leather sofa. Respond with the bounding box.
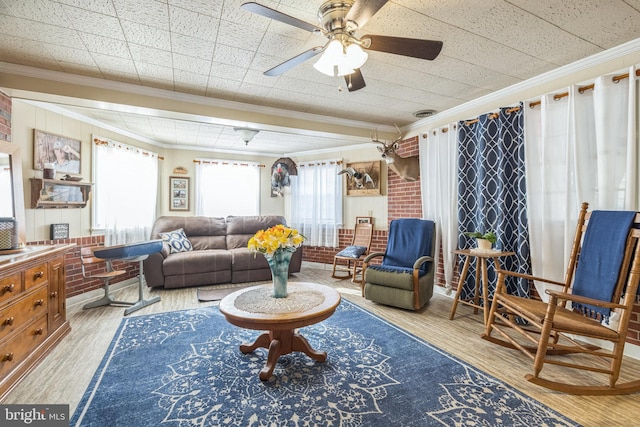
[143,215,302,289]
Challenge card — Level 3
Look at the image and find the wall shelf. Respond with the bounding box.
[29,178,93,209]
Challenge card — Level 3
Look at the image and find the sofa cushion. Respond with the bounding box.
[162,250,232,276]
[160,228,193,254]
[226,215,288,249]
[150,216,227,250]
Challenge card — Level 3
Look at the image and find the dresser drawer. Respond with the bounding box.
[0,273,22,304]
[0,314,48,378]
[0,287,48,342]
[24,263,48,290]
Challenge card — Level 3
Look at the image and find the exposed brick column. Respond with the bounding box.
[0,90,11,142]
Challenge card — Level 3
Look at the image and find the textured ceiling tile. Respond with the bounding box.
[217,20,267,51]
[56,0,117,16]
[61,4,125,40]
[129,43,173,67]
[509,0,640,48]
[209,61,247,82]
[91,53,137,74]
[137,62,174,81]
[212,44,255,68]
[113,0,168,29]
[172,53,211,74]
[46,45,96,66]
[120,20,171,50]
[169,0,223,17]
[169,5,219,42]
[0,33,50,58]
[9,18,85,50]
[174,69,209,86]
[171,33,214,60]
[2,0,70,26]
[79,32,132,59]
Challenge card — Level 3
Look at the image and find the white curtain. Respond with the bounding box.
[290,159,343,247]
[524,65,638,299]
[194,160,260,217]
[420,125,458,292]
[93,137,158,245]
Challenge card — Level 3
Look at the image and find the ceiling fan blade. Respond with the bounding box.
[345,69,366,92]
[363,35,443,60]
[264,47,324,76]
[241,2,322,33]
[345,0,389,28]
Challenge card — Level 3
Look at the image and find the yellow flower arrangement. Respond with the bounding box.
[248,224,305,257]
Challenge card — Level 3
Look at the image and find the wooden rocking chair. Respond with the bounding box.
[331,221,374,284]
[482,202,640,395]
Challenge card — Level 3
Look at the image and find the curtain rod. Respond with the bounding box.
[193,159,264,167]
[93,137,163,160]
[463,106,521,127]
[299,160,343,166]
[529,69,640,109]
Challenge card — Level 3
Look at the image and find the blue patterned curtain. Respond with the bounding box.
[457,104,531,300]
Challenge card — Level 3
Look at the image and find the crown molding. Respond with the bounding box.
[406,37,640,131]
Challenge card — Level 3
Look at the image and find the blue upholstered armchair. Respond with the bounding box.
[362,218,436,310]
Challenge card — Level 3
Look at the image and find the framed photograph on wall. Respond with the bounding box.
[356,216,373,225]
[33,129,82,174]
[342,161,382,196]
[169,176,189,211]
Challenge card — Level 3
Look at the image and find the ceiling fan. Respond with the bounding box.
[241,1,443,92]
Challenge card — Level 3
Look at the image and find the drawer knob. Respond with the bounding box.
[34,328,44,335]
[50,291,58,298]
[3,284,14,292]
[34,271,44,279]
[3,317,14,326]
[34,299,44,307]
[2,353,13,362]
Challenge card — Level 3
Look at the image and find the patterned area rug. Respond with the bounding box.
[71,300,579,426]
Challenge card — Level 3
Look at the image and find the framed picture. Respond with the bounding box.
[341,161,382,196]
[50,223,69,240]
[33,130,82,175]
[169,176,189,211]
[356,216,373,224]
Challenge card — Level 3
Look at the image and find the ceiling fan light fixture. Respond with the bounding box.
[313,39,367,77]
[233,127,259,145]
[345,43,367,69]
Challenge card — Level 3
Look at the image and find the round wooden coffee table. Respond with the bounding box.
[219,282,341,380]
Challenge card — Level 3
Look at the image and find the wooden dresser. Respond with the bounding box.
[0,244,73,399]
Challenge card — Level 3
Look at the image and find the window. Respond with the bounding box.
[92,136,158,245]
[194,159,260,217]
[290,159,343,247]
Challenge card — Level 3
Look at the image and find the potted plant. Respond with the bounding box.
[464,230,497,251]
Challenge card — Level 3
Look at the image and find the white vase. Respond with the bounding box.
[476,238,492,251]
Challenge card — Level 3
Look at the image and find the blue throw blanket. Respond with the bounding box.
[572,210,636,321]
[379,218,434,274]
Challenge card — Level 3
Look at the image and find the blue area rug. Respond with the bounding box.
[71,300,578,426]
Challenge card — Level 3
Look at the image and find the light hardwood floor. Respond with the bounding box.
[4,264,640,426]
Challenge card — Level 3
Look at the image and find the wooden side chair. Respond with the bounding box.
[331,221,374,283]
[81,246,132,310]
[482,202,640,394]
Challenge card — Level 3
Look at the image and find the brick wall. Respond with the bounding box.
[0,90,11,142]
[27,235,141,298]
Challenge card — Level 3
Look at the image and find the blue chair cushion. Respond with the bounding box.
[382,218,434,274]
[160,228,193,254]
[336,245,367,258]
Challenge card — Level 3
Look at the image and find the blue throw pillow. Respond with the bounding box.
[336,245,367,258]
[160,228,193,254]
